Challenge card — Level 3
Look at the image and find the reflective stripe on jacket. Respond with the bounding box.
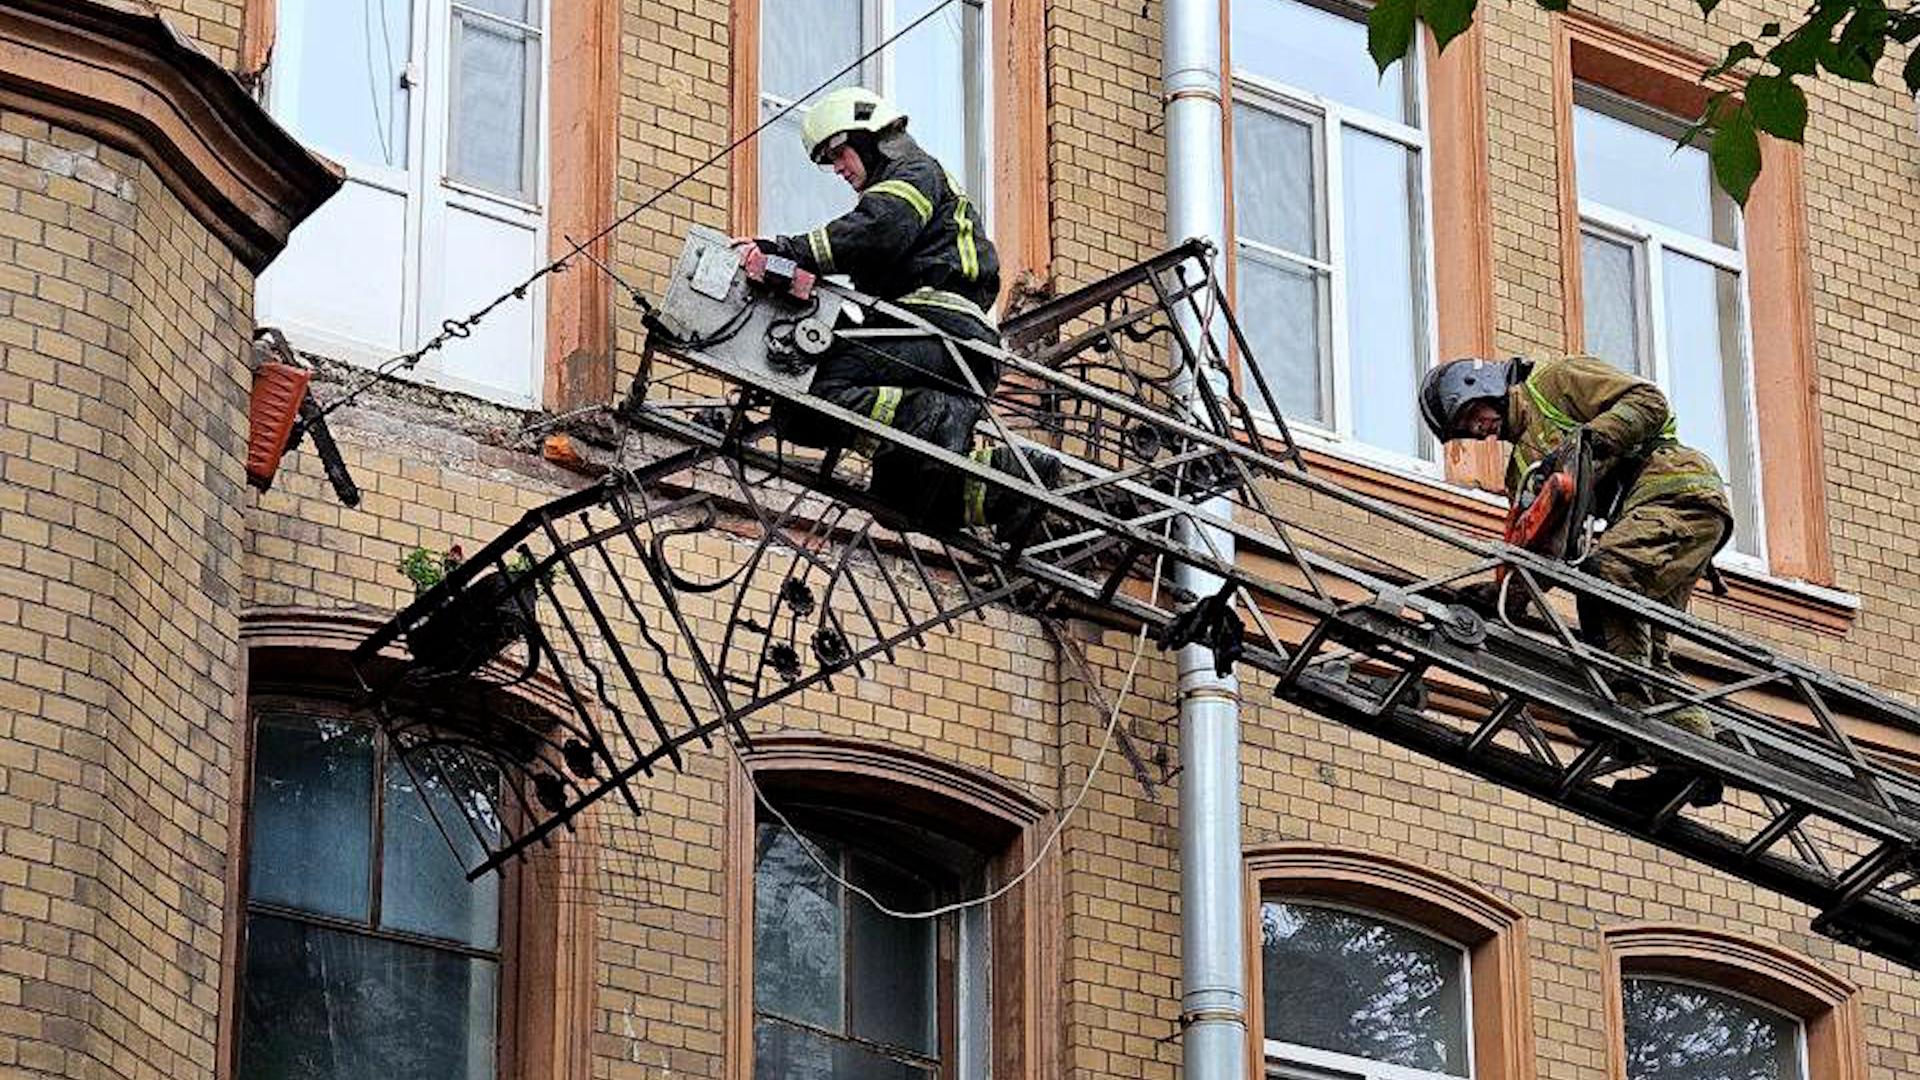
[768,133,1000,324]
[1503,355,1729,517]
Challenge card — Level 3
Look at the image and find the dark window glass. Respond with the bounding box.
[1261,900,1469,1076]
[1623,977,1802,1080]
[240,711,501,1080]
[752,818,977,1078]
[240,915,498,1080]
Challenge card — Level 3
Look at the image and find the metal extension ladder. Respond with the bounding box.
[353,230,1920,968]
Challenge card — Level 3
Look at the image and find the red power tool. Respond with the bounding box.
[1496,427,1597,584]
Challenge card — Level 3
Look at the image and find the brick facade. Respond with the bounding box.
[2,1,1920,1079]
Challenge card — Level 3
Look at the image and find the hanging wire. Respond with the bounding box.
[723,619,1152,921]
[308,0,964,426]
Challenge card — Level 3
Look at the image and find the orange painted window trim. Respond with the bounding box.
[1220,13,1501,491]
[1601,924,1866,1080]
[725,734,1060,1080]
[545,0,620,411]
[1552,12,1833,585]
[726,0,1052,291]
[1245,844,1538,1080]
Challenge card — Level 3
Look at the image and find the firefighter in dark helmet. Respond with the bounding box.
[737,87,1051,540]
[1421,355,1733,810]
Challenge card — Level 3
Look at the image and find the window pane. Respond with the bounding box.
[1231,0,1408,124]
[248,714,374,921]
[1233,104,1319,257]
[460,0,535,22]
[239,915,497,1080]
[755,825,845,1031]
[760,107,859,237]
[848,855,936,1053]
[276,0,413,169]
[762,0,863,101]
[892,0,970,179]
[1582,230,1646,375]
[1261,901,1469,1076]
[1237,248,1329,426]
[957,898,992,1080]
[1342,127,1425,458]
[1662,252,1758,554]
[449,16,537,199]
[1623,978,1803,1080]
[755,1017,932,1080]
[380,750,501,948]
[1574,102,1736,246]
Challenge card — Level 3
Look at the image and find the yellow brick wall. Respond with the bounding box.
[0,108,253,1079]
[143,0,248,70]
[11,2,1920,1079]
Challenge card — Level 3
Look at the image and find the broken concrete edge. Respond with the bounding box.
[0,0,343,274]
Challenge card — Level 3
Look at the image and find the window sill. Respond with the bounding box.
[1290,442,1859,636]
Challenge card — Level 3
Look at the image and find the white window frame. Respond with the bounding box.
[1573,85,1766,568]
[1260,899,1476,1080]
[1231,0,1442,480]
[755,0,994,230]
[260,0,551,409]
[1620,974,1811,1080]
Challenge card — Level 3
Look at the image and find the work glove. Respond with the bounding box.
[1538,425,1615,477]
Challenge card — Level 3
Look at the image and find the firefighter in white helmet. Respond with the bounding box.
[738,87,1053,539]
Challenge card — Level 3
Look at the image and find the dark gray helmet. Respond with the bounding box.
[1419,357,1519,440]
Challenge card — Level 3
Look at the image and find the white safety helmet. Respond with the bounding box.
[800,87,907,163]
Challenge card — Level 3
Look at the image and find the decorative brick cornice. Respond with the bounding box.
[0,0,340,274]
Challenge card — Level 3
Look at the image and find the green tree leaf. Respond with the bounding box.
[1710,104,1762,205]
[1769,3,1850,75]
[1827,0,1890,82]
[1534,0,1571,13]
[1759,21,1782,37]
[1696,0,1721,15]
[1906,43,1920,91]
[1418,0,1478,51]
[1745,73,1808,141]
[1677,90,1730,152]
[1703,40,1758,78]
[1367,0,1418,73]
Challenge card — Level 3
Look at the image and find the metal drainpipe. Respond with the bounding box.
[1162,0,1247,1077]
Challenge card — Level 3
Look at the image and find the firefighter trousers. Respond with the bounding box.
[1576,495,1731,739]
[772,306,1002,527]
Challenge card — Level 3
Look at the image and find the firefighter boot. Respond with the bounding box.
[963,446,1061,546]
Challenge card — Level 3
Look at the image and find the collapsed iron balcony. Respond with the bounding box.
[353,230,1920,969]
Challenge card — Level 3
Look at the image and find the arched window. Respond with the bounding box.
[1602,926,1864,1080]
[1260,900,1471,1079]
[1247,846,1536,1080]
[238,698,505,1080]
[1620,976,1804,1080]
[229,619,592,1080]
[728,735,1056,1080]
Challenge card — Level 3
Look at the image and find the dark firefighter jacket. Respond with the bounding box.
[1503,355,1731,520]
[764,132,1000,329]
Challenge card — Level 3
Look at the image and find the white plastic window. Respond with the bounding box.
[258,0,550,408]
[757,0,990,238]
[1231,0,1438,473]
[1261,900,1473,1080]
[1573,85,1763,559]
